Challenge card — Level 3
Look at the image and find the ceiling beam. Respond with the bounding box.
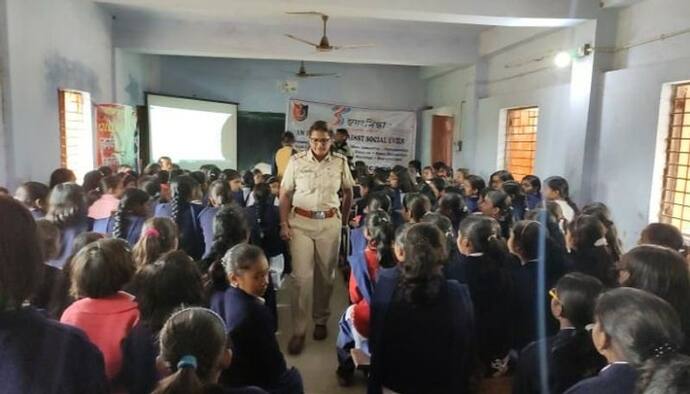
[95,0,601,27]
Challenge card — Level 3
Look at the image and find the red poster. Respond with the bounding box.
[96,104,138,171]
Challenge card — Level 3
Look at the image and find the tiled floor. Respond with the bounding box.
[275,273,367,394]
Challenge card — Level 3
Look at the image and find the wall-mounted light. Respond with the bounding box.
[554,51,573,68]
[554,44,594,68]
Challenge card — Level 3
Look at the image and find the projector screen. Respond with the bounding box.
[147,94,238,170]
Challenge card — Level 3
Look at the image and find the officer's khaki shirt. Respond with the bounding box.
[281,150,355,211]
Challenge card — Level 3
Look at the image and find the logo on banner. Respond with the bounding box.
[292,102,309,122]
[331,106,352,127]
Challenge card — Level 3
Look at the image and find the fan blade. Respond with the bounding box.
[286,11,327,17]
[285,34,320,47]
[332,44,375,50]
[302,73,341,78]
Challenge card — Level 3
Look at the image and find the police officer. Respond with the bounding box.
[279,120,355,355]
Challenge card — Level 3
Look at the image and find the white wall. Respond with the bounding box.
[424,0,690,248]
[114,49,161,106]
[1,0,113,188]
[136,56,425,113]
[424,23,597,188]
[592,0,690,248]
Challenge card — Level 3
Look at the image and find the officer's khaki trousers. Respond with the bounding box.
[288,211,341,336]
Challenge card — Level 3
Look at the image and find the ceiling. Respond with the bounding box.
[94,0,602,66]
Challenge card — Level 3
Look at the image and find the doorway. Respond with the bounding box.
[431,114,454,166]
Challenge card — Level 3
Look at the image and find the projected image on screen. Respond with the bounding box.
[147,94,238,170]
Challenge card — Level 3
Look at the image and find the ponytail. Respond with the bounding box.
[405,193,431,223]
[458,215,511,275]
[152,357,205,394]
[169,175,200,225]
[170,193,182,225]
[366,210,396,269]
[398,223,447,304]
[112,203,127,240]
[204,205,249,294]
[133,218,178,268]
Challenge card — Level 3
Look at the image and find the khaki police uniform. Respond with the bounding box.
[281,150,355,335]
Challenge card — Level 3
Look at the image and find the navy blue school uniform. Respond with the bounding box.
[47,217,92,269]
[244,204,286,260]
[388,188,403,211]
[155,202,205,260]
[465,195,480,213]
[443,247,467,284]
[31,264,71,320]
[512,199,528,222]
[0,307,108,394]
[512,328,606,394]
[30,208,46,220]
[232,190,246,207]
[460,253,516,371]
[368,267,474,394]
[199,206,220,259]
[564,363,637,394]
[92,214,146,246]
[527,193,542,210]
[120,323,159,394]
[244,203,286,328]
[510,257,562,351]
[210,287,303,393]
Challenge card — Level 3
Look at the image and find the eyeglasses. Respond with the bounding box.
[549,288,560,303]
[310,138,331,145]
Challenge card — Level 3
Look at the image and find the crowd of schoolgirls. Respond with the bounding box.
[0,159,296,394]
[336,160,690,394]
[1,151,690,394]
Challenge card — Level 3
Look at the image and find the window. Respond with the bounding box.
[504,107,538,180]
[659,83,690,233]
[58,89,94,181]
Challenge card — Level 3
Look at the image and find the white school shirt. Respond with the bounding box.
[555,200,575,222]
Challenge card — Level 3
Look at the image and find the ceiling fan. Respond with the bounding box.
[285,12,374,52]
[292,61,340,78]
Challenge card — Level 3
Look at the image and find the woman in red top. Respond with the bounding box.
[337,210,396,386]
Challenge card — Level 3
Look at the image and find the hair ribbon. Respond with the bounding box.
[177,355,197,370]
[145,228,160,238]
[594,237,608,247]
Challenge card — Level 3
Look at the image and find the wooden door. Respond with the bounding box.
[431,115,454,166]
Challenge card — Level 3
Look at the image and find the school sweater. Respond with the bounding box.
[460,253,516,369]
[199,205,220,259]
[512,328,606,394]
[120,323,159,394]
[0,307,108,394]
[465,195,480,213]
[155,202,205,260]
[368,267,474,394]
[47,218,92,269]
[60,291,140,381]
[88,194,120,220]
[564,363,637,394]
[92,214,146,246]
[526,193,542,210]
[510,257,561,351]
[349,247,379,338]
[210,287,288,390]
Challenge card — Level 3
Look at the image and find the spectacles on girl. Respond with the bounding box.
[310,138,331,145]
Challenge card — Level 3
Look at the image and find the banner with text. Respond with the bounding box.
[286,99,416,168]
[95,104,139,171]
